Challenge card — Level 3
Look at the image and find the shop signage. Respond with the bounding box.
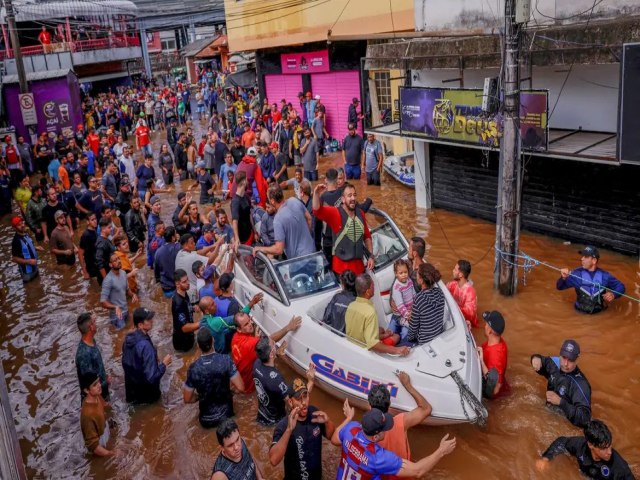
[19,93,37,125]
[280,49,330,74]
[399,87,549,151]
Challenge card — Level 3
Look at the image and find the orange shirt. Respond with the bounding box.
[241,131,255,149]
[58,165,70,190]
[378,413,412,480]
[115,250,138,293]
[38,31,52,45]
[230,331,259,393]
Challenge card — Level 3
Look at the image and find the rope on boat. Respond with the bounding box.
[451,370,488,427]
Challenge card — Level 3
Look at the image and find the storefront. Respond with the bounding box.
[256,41,366,141]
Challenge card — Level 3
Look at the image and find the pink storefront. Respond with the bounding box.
[261,46,362,142]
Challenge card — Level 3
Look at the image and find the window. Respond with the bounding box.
[161,39,176,51]
[374,71,392,111]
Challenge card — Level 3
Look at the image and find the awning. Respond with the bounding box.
[79,71,130,83]
[2,69,71,83]
[366,122,619,164]
[1,0,137,23]
[224,69,256,89]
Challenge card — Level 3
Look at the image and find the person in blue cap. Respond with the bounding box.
[557,246,625,314]
[531,339,591,428]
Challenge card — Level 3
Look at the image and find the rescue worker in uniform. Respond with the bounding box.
[312,182,374,276]
[556,246,625,314]
[531,339,591,428]
[536,419,635,479]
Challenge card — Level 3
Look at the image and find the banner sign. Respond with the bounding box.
[281,49,330,74]
[400,87,548,151]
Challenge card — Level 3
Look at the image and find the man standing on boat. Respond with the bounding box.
[556,246,625,314]
[312,183,374,276]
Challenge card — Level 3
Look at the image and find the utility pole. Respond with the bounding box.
[5,0,28,93]
[495,0,522,295]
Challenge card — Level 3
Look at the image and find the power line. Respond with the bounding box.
[328,0,352,34]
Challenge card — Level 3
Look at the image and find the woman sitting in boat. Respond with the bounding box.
[322,269,356,333]
[407,263,445,345]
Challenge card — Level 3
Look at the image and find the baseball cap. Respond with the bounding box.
[298,91,304,97]
[77,124,84,129]
[353,97,360,103]
[196,160,206,169]
[133,307,155,326]
[203,265,216,281]
[11,216,24,228]
[362,408,394,436]
[202,223,215,233]
[54,210,66,220]
[247,146,257,157]
[579,246,600,259]
[560,339,580,361]
[219,272,235,291]
[482,311,505,335]
[150,195,161,205]
[286,377,308,398]
[4,135,11,142]
[269,142,278,149]
[314,94,321,100]
[120,177,130,186]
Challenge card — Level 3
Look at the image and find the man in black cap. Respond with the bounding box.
[122,307,172,404]
[269,376,331,480]
[531,339,592,427]
[115,177,132,217]
[477,311,510,399]
[331,403,456,478]
[536,419,635,478]
[557,245,626,314]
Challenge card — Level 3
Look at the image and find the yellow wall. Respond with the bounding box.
[225,0,414,52]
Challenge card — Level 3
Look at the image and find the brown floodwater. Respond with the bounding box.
[0,127,638,480]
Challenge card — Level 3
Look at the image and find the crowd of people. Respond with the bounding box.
[2,68,635,479]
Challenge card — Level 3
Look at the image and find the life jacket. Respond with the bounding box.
[575,269,605,314]
[333,206,365,262]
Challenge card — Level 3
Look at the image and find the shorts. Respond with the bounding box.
[109,309,128,329]
[293,153,302,166]
[21,269,39,283]
[304,170,318,181]
[197,105,205,113]
[345,163,361,179]
[388,315,409,342]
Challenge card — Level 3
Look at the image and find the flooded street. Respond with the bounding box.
[1,127,638,479]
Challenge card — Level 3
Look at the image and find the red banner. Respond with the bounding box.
[280,49,329,74]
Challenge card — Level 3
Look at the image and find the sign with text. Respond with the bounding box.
[400,87,548,151]
[19,93,37,125]
[280,49,329,74]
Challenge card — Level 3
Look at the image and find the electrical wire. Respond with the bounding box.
[227,0,332,30]
[388,0,395,36]
[328,0,352,34]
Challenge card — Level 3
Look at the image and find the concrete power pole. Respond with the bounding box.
[495,0,522,295]
[5,0,28,93]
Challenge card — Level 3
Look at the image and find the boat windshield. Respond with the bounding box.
[367,213,408,271]
[272,252,339,300]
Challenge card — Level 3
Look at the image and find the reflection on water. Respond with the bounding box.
[0,130,638,479]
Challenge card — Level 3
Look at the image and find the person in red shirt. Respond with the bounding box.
[446,259,478,327]
[312,182,374,276]
[240,123,255,149]
[135,119,152,156]
[230,312,301,394]
[477,310,510,399]
[38,26,52,54]
[86,128,100,156]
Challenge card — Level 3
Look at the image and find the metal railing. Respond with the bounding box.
[0,35,141,60]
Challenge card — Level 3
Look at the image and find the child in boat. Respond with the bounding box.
[388,259,415,342]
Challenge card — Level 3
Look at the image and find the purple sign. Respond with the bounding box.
[2,72,83,141]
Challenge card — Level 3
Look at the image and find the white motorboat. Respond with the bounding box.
[383,152,416,188]
[232,208,487,425]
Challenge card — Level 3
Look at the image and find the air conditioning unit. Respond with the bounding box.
[482,77,499,113]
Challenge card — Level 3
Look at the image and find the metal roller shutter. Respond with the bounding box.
[311,71,360,140]
[264,74,303,116]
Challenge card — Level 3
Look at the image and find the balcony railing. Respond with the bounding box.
[0,35,141,61]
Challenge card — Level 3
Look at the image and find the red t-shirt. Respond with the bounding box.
[87,134,100,156]
[38,31,52,45]
[482,338,510,397]
[4,145,19,165]
[313,204,371,275]
[135,125,150,147]
[231,332,259,393]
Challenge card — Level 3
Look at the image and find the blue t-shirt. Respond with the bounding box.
[273,198,315,260]
[337,421,402,480]
[135,165,155,194]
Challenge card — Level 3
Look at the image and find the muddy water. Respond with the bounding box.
[1,128,638,479]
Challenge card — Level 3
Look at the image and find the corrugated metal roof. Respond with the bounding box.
[0,0,137,23]
[182,36,216,57]
[2,69,72,84]
[132,0,224,20]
